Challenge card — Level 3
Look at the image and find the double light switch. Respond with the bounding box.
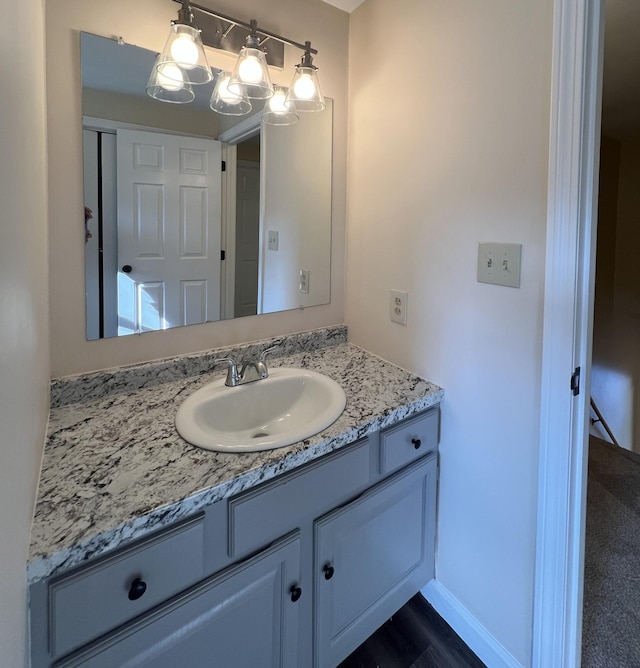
[477,242,522,288]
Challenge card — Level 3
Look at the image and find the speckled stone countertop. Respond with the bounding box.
[29,326,443,585]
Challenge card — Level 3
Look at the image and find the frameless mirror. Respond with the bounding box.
[81,32,332,340]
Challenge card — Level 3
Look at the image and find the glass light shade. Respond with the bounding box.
[158,24,212,85]
[262,87,299,126]
[286,65,325,112]
[210,71,252,116]
[228,46,273,99]
[147,57,195,103]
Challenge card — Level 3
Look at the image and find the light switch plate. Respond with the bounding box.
[267,231,279,251]
[477,242,522,288]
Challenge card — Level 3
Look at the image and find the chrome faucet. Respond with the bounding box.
[214,345,278,387]
[212,356,241,387]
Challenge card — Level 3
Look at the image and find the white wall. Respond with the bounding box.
[346,1,552,664]
[591,137,640,452]
[613,140,640,315]
[47,0,348,378]
[0,0,50,665]
[261,103,332,313]
[593,135,619,318]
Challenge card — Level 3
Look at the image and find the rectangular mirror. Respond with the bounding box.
[81,32,332,340]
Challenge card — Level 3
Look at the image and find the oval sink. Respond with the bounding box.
[175,368,347,453]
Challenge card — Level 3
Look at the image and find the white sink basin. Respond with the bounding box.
[175,367,347,453]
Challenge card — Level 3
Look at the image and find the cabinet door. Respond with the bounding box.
[56,532,301,668]
[314,455,437,668]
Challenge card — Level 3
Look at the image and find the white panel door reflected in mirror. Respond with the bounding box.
[81,32,332,340]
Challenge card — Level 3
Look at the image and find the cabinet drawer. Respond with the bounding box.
[48,514,205,658]
[54,532,301,668]
[229,438,371,558]
[379,408,439,475]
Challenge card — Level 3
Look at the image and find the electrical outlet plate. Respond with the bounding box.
[299,269,310,294]
[477,242,522,288]
[390,289,408,325]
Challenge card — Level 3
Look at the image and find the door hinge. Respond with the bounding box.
[221,160,226,172]
[570,366,581,396]
[220,250,226,261]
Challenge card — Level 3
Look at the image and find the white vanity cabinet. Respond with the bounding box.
[30,407,440,668]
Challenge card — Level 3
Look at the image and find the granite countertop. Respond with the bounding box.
[29,327,443,585]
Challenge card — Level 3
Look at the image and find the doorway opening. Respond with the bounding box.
[233,135,261,318]
[582,1,640,664]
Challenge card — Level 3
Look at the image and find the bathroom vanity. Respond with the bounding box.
[28,327,444,667]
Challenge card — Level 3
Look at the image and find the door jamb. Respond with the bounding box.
[221,144,237,321]
[533,0,604,665]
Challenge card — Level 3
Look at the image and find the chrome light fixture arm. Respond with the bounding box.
[174,0,196,26]
[181,0,318,56]
[156,1,324,118]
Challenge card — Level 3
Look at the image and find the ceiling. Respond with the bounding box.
[321,0,366,13]
[82,33,222,114]
[602,0,640,140]
[81,33,268,136]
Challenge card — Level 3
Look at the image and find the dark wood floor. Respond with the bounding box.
[338,594,486,668]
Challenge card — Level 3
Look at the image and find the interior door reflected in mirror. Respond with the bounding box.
[81,32,332,340]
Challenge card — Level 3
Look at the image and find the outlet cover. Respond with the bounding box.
[390,289,408,325]
[299,269,310,294]
[477,242,522,288]
[267,230,279,251]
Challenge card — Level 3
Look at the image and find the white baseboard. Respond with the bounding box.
[421,580,523,668]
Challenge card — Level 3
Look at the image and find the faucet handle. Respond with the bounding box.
[259,345,279,363]
[213,356,237,367]
[213,357,240,387]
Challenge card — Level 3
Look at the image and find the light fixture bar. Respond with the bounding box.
[175,1,195,25]
[174,0,318,56]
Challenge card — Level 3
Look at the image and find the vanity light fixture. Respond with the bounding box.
[262,86,299,126]
[156,2,213,85]
[147,54,196,103]
[286,43,325,112]
[210,70,252,115]
[149,0,325,123]
[228,21,274,100]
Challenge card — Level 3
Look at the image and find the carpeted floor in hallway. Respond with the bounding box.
[582,436,640,667]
